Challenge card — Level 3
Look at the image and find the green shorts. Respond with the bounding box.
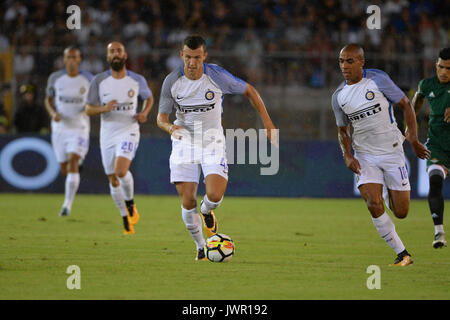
[426,141,450,170]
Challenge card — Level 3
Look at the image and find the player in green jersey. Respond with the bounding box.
[412,47,450,249]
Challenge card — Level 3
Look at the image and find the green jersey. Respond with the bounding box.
[417,76,450,150]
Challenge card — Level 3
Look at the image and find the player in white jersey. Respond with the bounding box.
[45,47,93,217]
[332,44,430,266]
[157,35,277,260]
[86,42,154,235]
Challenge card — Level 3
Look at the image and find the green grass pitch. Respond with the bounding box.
[0,194,448,300]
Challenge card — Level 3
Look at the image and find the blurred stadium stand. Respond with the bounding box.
[0,0,448,141]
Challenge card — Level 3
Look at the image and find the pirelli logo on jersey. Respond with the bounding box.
[176,104,215,113]
[347,103,381,122]
[103,102,134,111]
[59,96,84,104]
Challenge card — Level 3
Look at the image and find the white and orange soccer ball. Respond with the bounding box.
[205,233,235,262]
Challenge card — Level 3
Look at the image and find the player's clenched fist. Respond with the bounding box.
[344,155,361,175]
[104,99,117,112]
[134,112,148,123]
[52,112,62,122]
[264,123,279,148]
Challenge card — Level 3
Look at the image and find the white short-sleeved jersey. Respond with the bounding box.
[331,69,406,155]
[46,69,93,133]
[158,63,247,138]
[87,70,152,148]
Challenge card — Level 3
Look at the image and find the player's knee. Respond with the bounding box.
[393,207,409,219]
[115,169,128,178]
[429,173,444,196]
[366,199,384,215]
[182,198,197,210]
[392,201,409,219]
[206,191,224,203]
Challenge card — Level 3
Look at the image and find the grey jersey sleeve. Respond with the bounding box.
[128,71,152,100]
[331,83,349,127]
[86,71,108,106]
[45,70,65,97]
[204,64,247,95]
[365,69,405,104]
[158,69,182,114]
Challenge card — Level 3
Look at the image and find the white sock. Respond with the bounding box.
[200,195,223,215]
[435,224,444,235]
[63,173,80,210]
[182,206,206,250]
[109,184,128,217]
[372,212,406,254]
[117,171,134,201]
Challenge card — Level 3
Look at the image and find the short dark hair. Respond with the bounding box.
[183,35,206,50]
[64,46,81,56]
[439,47,450,60]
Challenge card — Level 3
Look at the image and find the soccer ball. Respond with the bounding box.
[205,233,235,262]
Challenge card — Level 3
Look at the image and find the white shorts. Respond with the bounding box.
[355,151,410,191]
[51,130,89,163]
[100,132,140,175]
[169,138,228,184]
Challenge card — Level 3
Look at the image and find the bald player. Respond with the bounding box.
[331,44,430,266]
[45,46,93,217]
[86,42,154,234]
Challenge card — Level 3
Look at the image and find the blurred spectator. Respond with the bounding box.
[72,12,102,45]
[14,45,34,82]
[35,38,56,77]
[233,30,263,84]
[1,0,448,139]
[285,14,311,49]
[3,0,448,90]
[128,35,152,70]
[382,0,409,17]
[166,28,189,46]
[210,0,230,27]
[123,13,149,39]
[0,33,9,51]
[0,93,8,134]
[165,52,183,71]
[89,0,112,26]
[4,1,28,23]
[80,53,105,74]
[13,84,48,134]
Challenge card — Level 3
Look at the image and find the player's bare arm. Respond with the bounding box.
[411,90,425,114]
[44,96,61,122]
[134,95,154,123]
[85,100,117,116]
[244,83,278,146]
[396,96,431,159]
[337,124,361,174]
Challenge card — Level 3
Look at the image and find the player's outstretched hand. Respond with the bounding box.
[134,112,148,123]
[411,140,431,160]
[344,155,361,175]
[444,107,450,123]
[264,123,279,148]
[104,100,118,112]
